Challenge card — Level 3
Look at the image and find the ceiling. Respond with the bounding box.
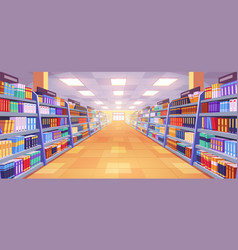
[7,71,230,110]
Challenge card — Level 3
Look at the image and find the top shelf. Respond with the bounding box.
[201,94,237,103]
[0,94,36,103]
[39,102,67,109]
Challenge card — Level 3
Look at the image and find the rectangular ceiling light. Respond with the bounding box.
[116,106,121,109]
[78,90,95,96]
[111,79,126,86]
[134,101,142,105]
[153,78,177,86]
[60,78,84,86]
[95,101,103,105]
[113,91,124,96]
[129,106,136,109]
[143,90,159,96]
[115,101,122,104]
[102,106,108,109]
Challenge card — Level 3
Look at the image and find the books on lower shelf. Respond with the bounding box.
[43,128,68,143]
[166,138,192,159]
[148,132,164,144]
[169,128,194,143]
[41,117,67,128]
[71,117,87,124]
[45,138,69,159]
[170,117,196,128]
[196,150,237,179]
[0,150,41,179]
[201,117,237,134]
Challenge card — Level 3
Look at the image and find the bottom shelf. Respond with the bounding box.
[148,135,163,146]
[137,129,147,136]
[14,162,44,179]
[193,162,224,179]
[91,129,100,136]
[165,145,191,163]
[74,135,90,146]
[46,146,72,164]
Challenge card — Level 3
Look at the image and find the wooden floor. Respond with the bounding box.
[27,121,211,179]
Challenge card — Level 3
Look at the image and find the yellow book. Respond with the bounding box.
[9,141,12,155]
[220,140,223,152]
[218,118,220,131]
[215,139,218,151]
[221,119,224,132]
[11,120,15,133]
[2,141,6,158]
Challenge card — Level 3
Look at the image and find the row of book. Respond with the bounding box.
[0,150,41,179]
[170,117,196,128]
[45,139,69,159]
[39,106,67,115]
[148,132,164,143]
[41,118,67,129]
[0,99,36,113]
[201,117,237,134]
[43,130,61,143]
[205,81,237,99]
[38,95,66,107]
[70,110,87,117]
[171,96,191,107]
[0,135,38,158]
[177,143,192,158]
[201,99,237,113]
[0,82,33,100]
[168,128,194,143]
[199,133,237,157]
[196,150,237,179]
[149,125,165,134]
[153,110,167,116]
[151,103,169,111]
[150,117,166,124]
[170,105,197,115]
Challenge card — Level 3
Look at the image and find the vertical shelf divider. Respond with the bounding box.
[163,102,171,147]
[33,91,46,166]
[146,108,151,136]
[66,101,74,148]
[190,91,204,165]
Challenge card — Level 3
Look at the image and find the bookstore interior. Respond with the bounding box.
[0,71,237,179]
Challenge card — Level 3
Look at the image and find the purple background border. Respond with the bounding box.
[0,1,238,249]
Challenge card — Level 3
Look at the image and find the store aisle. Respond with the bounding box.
[27,121,211,179]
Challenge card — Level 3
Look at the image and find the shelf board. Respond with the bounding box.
[71,122,88,127]
[44,135,70,147]
[171,102,198,109]
[199,112,237,117]
[137,129,147,136]
[0,145,41,164]
[0,129,39,140]
[46,146,72,164]
[169,114,196,117]
[193,162,224,179]
[167,135,193,145]
[165,145,191,163]
[40,114,68,118]
[0,112,37,117]
[149,122,166,126]
[0,94,36,103]
[168,125,195,132]
[197,129,237,140]
[70,115,88,118]
[14,162,44,179]
[43,125,69,132]
[138,121,148,124]
[39,102,67,109]
[148,135,164,146]
[201,94,237,103]
[73,135,90,146]
[73,129,89,135]
[91,129,100,136]
[70,108,87,112]
[195,145,237,164]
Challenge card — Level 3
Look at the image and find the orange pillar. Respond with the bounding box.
[33,72,48,91]
[189,72,204,91]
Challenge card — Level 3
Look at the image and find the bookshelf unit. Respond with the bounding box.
[87,107,101,136]
[98,111,108,129]
[137,107,150,136]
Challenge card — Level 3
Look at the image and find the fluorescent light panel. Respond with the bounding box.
[143,90,159,96]
[115,101,122,104]
[116,106,121,109]
[95,101,103,105]
[153,78,177,86]
[102,106,108,109]
[78,90,94,96]
[129,106,136,109]
[60,78,84,86]
[113,91,124,96]
[111,79,126,86]
[134,101,143,105]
